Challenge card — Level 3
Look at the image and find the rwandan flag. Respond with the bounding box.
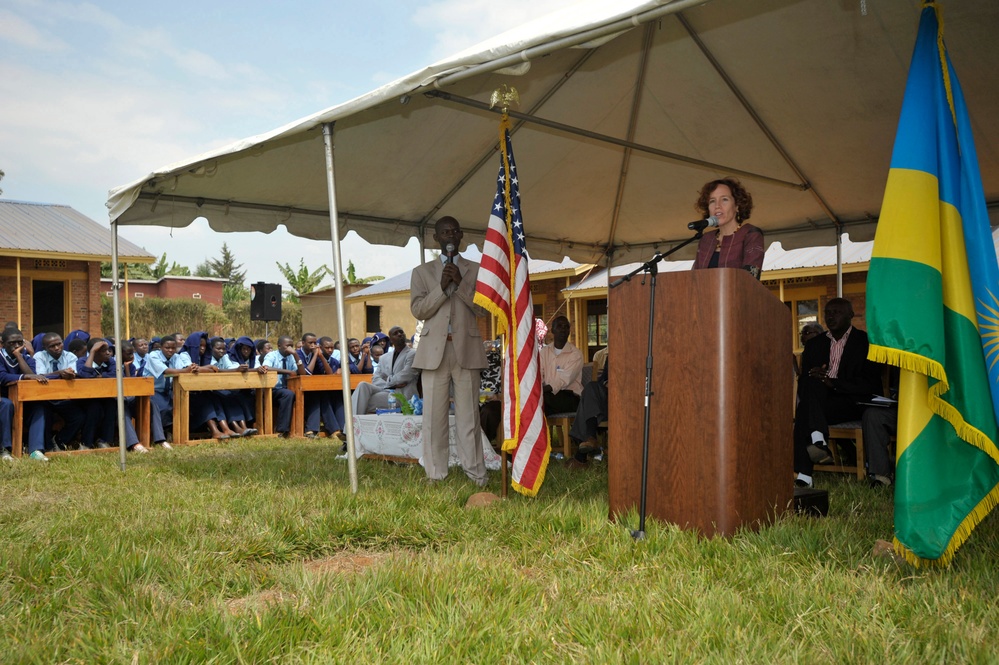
[867,2,999,566]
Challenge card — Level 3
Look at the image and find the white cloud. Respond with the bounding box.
[0,0,590,302]
[0,8,68,50]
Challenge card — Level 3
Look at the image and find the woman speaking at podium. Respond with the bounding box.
[691,177,764,279]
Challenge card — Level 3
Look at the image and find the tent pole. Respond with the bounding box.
[15,258,21,329]
[110,222,128,471]
[323,122,359,494]
[836,227,843,297]
[124,264,130,340]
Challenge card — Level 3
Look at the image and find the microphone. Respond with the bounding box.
[445,242,456,263]
[688,216,719,232]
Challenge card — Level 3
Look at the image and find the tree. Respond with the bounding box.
[147,253,192,279]
[193,259,212,277]
[275,259,331,303]
[194,243,250,306]
[0,169,4,196]
[149,253,170,279]
[223,282,250,307]
[342,259,384,285]
[208,243,246,285]
[100,261,153,280]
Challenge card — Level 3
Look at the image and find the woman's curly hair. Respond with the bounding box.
[695,177,754,223]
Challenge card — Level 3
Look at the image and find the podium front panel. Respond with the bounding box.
[608,268,792,536]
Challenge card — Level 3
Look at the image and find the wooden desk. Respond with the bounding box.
[8,377,154,457]
[287,373,372,438]
[172,372,278,445]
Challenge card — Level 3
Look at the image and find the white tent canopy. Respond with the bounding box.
[108,0,999,265]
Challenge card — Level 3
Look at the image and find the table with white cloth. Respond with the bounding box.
[351,414,502,471]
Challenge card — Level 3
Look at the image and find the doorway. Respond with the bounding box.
[32,280,65,337]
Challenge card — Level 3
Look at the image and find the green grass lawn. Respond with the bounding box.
[1,437,997,664]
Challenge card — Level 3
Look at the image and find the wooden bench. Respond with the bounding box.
[172,372,277,446]
[9,377,154,457]
[286,373,372,438]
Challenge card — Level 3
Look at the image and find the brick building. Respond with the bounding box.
[99,275,227,307]
[0,200,153,338]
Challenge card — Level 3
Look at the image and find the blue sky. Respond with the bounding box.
[0,0,577,287]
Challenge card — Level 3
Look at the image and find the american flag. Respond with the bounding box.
[474,117,550,496]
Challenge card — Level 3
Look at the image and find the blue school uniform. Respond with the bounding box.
[295,349,327,435]
[76,355,132,447]
[33,349,78,376]
[210,354,248,423]
[223,337,258,424]
[0,349,45,454]
[122,360,166,444]
[29,348,94,448]
[142,349,178,428]
[174,349,227,430]
[262,350,296,434]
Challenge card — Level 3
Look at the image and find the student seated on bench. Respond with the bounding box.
[33,331,97,451]
[119,340,169,449]
[209,336,257,437]
[0,328,49,462]
[176,331,238,441]
[136,334,195,449]
[261,335,299,437]
[76,337,150,453]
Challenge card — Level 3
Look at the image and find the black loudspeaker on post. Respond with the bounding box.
[250,282,282,321]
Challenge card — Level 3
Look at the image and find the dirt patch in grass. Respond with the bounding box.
[226,589,300,614]
[304,551,392,575]
[225,552,393,613]
[4,489,72,513]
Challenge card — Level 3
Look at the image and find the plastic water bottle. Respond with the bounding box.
[388,394,398,411]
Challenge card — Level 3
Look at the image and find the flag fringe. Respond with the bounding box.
[871,345,999,478]
[895,477,999,567]
[511,453,551,498]
[868,345,946,383]
[473,292,509,336]
[927,381,999,466]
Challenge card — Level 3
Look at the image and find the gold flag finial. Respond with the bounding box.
[490,85,520,114]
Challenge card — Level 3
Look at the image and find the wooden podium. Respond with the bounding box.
[607,268,792,536]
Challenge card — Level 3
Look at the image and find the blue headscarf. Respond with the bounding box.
[31,332,48,354]
[65,329,90,346]
[228,336,257,368]
[370,331,389,353]
[183,331,210,366]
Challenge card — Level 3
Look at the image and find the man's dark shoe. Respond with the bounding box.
[869,474,893,488]
[807,443,833,464]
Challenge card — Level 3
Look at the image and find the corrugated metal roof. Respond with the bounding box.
[0,200,153,261]
[565,231,999,292]
[764,234,873,271]
[345,270,413,299]
[527,256,583,274]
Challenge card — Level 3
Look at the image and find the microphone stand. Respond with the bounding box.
[609,230,703,541]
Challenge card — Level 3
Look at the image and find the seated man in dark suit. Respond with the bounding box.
[566,357,609,469]
[794,298,882,488]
